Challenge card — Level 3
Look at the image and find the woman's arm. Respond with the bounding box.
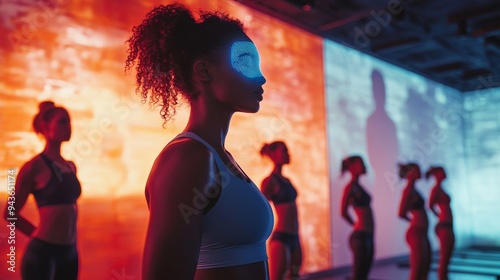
[142,140,216,280]
[3,162,36,237]
[398,188,411,222]
[341,185,354,225]
[428,188,439,217]
[260,175,279,201]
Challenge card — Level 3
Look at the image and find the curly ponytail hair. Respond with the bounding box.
[125,3,246,124]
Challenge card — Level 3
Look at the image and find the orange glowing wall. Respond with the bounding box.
[0,0,330,278]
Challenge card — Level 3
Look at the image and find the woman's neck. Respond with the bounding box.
[272,164,283,175]
[43,141,62,158]
[433,181,443,189]
[185,100,233,149]
[350,174,360,184]
[405,178,417,189]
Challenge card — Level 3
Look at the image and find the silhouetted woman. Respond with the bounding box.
[427,166,454,280]
[260,141,302,280]
[3,101,81,280]
[126,3,273,280]
[340,155,374,280]
[398,163,430,280]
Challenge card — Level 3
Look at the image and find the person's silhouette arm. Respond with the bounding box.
[399,188,412,222]
[261,175,279,201]
[428,188,439,217]
[341,185,354,225]
[3,162,36,237]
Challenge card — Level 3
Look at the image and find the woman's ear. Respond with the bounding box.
[193,60,212,82]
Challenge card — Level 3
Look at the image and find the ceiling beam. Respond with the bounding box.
[448,3,500,22]
[472,22,500,37]
[319,12,371,31]
[370,37,422,52]
[426,61,466,73]
[462,68,491,80]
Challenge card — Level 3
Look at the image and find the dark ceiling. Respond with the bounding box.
[236,0,500,92]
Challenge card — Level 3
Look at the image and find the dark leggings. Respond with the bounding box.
[406,227,431,280]
[435,223,454,280]
[21,238,79,280]
[349,231,374,280]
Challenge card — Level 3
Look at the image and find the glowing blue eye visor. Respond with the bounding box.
[230,41,264,79]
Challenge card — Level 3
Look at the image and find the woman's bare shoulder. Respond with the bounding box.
[147,138,214,189]
[18,154,46,174]
[157,137,212,164]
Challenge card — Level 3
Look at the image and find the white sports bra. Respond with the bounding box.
[172,132,274,269]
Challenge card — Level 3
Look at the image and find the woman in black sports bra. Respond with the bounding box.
[260,141,302,280]
[427,166,454,280]
[398,162,430,280]
[340,155,374,280]
[3,101,81,280]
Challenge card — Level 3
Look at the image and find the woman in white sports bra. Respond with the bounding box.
[126,3,273,280]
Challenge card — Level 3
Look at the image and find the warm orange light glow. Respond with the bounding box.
[0,0,331,278]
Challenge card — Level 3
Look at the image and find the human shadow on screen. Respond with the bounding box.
[365,69,402,257]
[366,69,400,191]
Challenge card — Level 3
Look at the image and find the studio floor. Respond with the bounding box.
[305,246,500,280]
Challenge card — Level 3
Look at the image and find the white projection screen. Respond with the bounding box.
[324,39,472,267]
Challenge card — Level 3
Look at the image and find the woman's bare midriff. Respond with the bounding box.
[437,203,453,224]
[353,206,374,233]
[33,204,78,244]
[409,210,428,229]
[273,202,298,234]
